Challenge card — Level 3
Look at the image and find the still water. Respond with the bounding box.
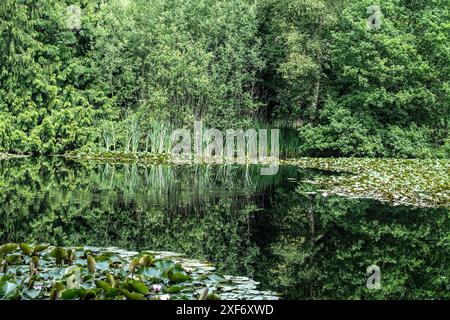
[0,157,448,299]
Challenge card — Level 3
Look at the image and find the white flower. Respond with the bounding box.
[159,294,170,300]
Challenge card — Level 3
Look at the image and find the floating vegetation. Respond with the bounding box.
[59,154,450,208]
[0,244,279,300]
[284,158,450,208]
[65,150,281,167]
[65,151,171,165]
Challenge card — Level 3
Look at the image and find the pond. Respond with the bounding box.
[0,157,448,299]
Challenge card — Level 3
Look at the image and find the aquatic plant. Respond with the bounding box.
[286,158,450,208]
[101,121,117,152]
[0,244,279,300]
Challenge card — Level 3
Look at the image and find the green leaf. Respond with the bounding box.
[84,289,98,300]
[95,280,111,291]
[50,282,65,301]
[165,285,182,293]
[121,289,145,300]
[6,254,22,264]
[33,244,49,254]
[104,288,121,298]
[23,289,41,300]
[206,293,221,300]
[50,247,67,263]
[19,243,33,256]
[138,254,154,267]
[61,288,85,300]
[0,278,20,300]
[168,265,191,283]
[128,279,149,295]
[0,243,18,256]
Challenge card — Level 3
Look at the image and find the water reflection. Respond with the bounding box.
[0,157,448,299]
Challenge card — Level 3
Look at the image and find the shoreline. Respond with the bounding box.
[4,153,449,208]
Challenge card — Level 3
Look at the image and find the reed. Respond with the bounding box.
[101,121,117,151]
[99,117,301,159]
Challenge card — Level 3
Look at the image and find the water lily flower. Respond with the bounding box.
[152,284,162,292]
[159,294,170,300]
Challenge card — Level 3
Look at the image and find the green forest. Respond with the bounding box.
[1,0,449,158]
[1,0,450,302]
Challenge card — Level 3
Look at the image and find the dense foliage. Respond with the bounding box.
[0,0,449,157]
[260,0,450,157]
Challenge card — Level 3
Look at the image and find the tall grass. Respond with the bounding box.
[100,118,173,155]
[243,120,301,158]
[130,118,141,154]
[101,121,117,151]
[145,120,173,154]
[99,118,301,158]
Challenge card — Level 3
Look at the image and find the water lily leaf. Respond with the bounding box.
[96,260,109,271]
[50,247,67,265]
[168,265,191,283]
[168,271,190,283]
[23,289,41,300]
[137,266,163,278]
[206,293,221,300]
[95,280,111,291]
[80,270,92,278]
[33,245,49,253]
[104,288,121,298]
[61,288,85,300]
[207,274,226,283]
[6,254,22,264]
[0,278,20,299]
[19,243,32,256]
[84,289,98,300]
[49,282,65,300]
[165,285,182,293]
[137,259,176,280]
[121,289,145,300]
[139,254,154,267]
[0,243,18,257]
[128,279,149,295]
